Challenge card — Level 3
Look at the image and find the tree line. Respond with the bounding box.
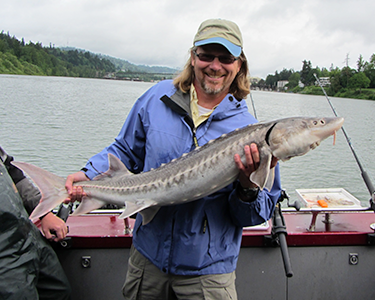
[252,54,375,100]
[0,31,117,77]
[0,31,176,81]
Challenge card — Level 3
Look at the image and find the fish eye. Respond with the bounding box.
[320,120,325,124]
[313,121,318,125]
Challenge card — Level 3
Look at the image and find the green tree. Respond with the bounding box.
[357,54,365,72]
[329,67,342,94]
[339,66,355,88]
[279,68,293,80]
[258,79,266,89]
[286,72,300,89]
[320,67,330,77]
[300,60,313,86]
[265,72,279,90]
[348,72,370,92]
[364,54,375,88]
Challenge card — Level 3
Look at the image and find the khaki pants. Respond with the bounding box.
[123,245,237,300]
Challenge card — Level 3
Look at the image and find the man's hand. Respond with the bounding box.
[40,212,69,242]
[234,143,278,188]
[64,171,89,203]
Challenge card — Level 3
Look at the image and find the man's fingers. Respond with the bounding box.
[249,143,260,166]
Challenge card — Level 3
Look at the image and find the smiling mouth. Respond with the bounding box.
[206,73,224,80]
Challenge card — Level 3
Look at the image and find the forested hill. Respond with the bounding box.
[61,47,178,74]
[98,53,177,74]
[0,31,178,80]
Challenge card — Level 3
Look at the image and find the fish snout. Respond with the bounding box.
[313,117,344,138]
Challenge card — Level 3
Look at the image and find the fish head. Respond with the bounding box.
[267,117,344,161]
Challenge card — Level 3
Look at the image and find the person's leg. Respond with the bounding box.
[171,271,237,300]
[36,240,71,300]
[123,245,177,300]
[0,254,39,300]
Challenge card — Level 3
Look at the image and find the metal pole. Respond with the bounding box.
[249,92,258,119]
[313,74,375,206]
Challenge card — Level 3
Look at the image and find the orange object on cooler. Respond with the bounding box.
[318,199,328,208]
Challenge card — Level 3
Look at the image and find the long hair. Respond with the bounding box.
[173,47,251,100]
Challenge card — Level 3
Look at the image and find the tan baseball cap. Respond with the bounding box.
[193,19,243,57]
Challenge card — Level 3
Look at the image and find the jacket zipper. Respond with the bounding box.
[192,127,198,148]
[184,115,198,148]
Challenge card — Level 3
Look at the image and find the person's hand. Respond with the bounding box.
[234,143,278,188]
[40,212,69,242]
[64,171,89,203]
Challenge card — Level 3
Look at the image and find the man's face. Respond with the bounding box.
[191,44,242,97]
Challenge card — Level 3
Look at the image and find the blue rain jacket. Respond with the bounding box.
[83,80,281,275]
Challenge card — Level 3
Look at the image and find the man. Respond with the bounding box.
[65,19,281,299]
[0,146,71,299]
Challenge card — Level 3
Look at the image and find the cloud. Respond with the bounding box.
[1,0,374,78]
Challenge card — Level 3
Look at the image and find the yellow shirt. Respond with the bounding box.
[190,85,217,127]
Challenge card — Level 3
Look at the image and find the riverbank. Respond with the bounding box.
[297,85,375,100]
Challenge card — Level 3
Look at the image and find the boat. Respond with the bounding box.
[52,189,375,300]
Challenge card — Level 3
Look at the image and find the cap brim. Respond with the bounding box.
[194,37,242,57]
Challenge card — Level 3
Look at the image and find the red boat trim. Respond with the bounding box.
[61,211,375,249]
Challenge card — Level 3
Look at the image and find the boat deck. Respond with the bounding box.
[55,211,375,300]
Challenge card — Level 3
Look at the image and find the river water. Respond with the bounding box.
[1,74,374,206]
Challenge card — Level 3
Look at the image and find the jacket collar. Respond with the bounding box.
[160,86,247,121]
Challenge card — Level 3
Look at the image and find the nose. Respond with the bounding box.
[209,57,222,70]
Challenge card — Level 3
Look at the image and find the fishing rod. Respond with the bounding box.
[249,92,258,119]
[313,74,375,208]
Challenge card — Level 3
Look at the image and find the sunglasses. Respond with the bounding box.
[193,50,239,65]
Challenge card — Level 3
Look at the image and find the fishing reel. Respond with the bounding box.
[278,189,301,211]
[50,203,73,249]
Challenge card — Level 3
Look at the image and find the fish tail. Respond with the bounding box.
[12,161,67,222]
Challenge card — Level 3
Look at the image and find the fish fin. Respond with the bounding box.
[119,201,152,219]
[140,207,161,225]
[12,161,67,222]
[93,153,132,180]
[264,167,275,191]
[249,151,272,190]
[71,198,107,216]
[119,202,160,225]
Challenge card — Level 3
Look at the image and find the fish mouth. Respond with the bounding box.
[311,117,343,147]
[311,128,338,149]
[310,141,321,150]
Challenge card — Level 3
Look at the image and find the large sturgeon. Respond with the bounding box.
[13,116,343,224]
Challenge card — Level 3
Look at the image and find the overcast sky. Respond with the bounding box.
[1,0,374,78]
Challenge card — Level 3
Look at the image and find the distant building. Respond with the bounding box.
[316,77,330,86]
[277,80,289,91]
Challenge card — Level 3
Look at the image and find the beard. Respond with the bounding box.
[200,78,226,95]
